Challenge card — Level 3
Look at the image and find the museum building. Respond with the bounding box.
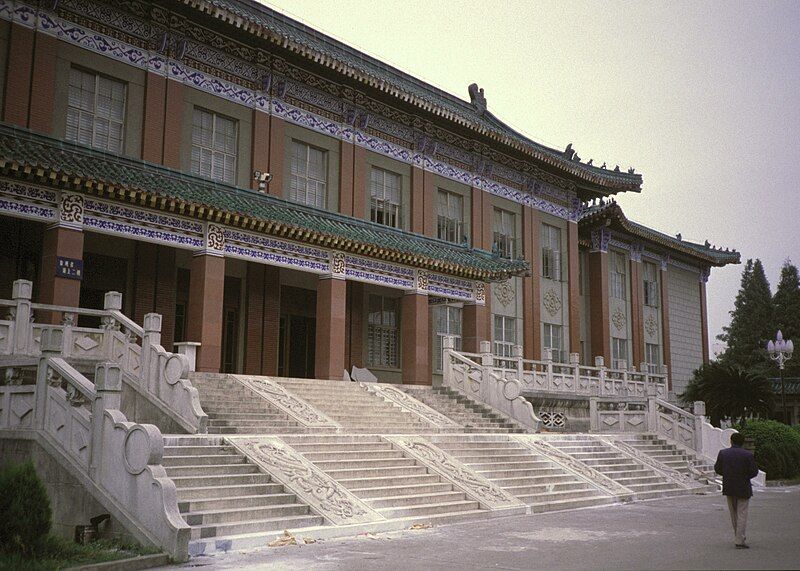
[0,0,738,395]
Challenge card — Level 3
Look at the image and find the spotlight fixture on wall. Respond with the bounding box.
[253,170,272,192]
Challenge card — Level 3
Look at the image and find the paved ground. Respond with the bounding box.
[164,487,800,570]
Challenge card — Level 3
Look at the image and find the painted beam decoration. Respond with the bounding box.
[0,182,486,303]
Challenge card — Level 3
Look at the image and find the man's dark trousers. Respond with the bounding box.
[714,444,759,546]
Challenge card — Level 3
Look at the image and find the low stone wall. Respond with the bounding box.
[523,393,590,432]
[0,436,135,543]
[120,384,187,435]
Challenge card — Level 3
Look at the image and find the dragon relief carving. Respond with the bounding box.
[366,385,457,428]
[235,376,338,428]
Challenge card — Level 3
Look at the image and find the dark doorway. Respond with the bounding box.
[221,276,241,373]
[0,216,42,299]
[278,286,317,379]
[80,252,128,327]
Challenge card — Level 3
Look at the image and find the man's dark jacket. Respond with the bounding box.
[714,445,759,498]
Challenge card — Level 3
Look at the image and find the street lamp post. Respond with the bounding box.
[767,330,794,424]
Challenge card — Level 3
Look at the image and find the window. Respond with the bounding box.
[370,167,402,228]
[543,323,564,363]
[289,141,327,208]
[645,343,661,374]
[610,251,627,300]
[612,337,628,369]
[542,224,563,281]
[191,108,238,184]
[66,67,126,153]
[367,295,399,368]
[493,315,516,358]
[643,262,660,307]
[437,190,464,244]
[434,305,462,372]
[493,208,516,259]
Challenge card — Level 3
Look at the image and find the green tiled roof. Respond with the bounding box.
[0,123,528,281]
[579,200,740,266]
[185,0,642,195]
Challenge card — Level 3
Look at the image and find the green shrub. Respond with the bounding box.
[0,461,52,556]
[738,420,800,480]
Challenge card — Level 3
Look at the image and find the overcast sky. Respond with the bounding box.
[262,0,800,353]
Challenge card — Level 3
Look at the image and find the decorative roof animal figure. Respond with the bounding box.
[468,83,487,115]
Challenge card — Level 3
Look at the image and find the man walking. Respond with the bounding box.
[714,432,759,548]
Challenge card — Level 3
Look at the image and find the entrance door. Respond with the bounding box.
[278,286,317,379]
[221,276,241,373]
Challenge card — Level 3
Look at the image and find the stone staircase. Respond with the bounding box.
[430,434,614,513]
[546,435,696,500]
[161,436,324,551]
[281,434,485,522]
[277,378,434,433]
[402,386,526,433]
[190,374,309,434]
[616,434,717,481]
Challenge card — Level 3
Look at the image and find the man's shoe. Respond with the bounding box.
[735,544,750,549]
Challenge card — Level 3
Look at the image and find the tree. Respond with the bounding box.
[773,260,800,376]
[680,362,774,426]
[718,259,774,372]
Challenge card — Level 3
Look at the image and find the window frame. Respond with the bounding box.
[611,336,629,370]
[66,66,127,154]
[492,208,517,260]
[366,294,400,369]
[543,322,564,363]
[541,223,563,281]
[369,166,402,228]
[289,139,328,209]
[190,107,239,185]
[610,251,627,300]
[493,314,517,360]
[643,261,660,307]
[645,342,661,374]
[437,189,465,244]
[433,304,463,373]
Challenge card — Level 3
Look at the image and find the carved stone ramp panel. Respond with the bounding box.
[599,435,695,489]
[383,435,527,512]
[232,375,340,430]
[361,384,460,430]
[511,435,633,500]
[228,436,382,526]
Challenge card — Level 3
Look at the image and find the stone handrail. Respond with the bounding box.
[443,338,540,431]
[19,328,191,560]
[491,346,667,399]
[0,280,207,434]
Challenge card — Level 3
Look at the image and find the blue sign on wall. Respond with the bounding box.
[56,257,83,280]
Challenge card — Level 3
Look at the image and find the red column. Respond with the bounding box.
[315,277,346,380]
[401,292,430,384]
[28,33,57,133]
[3,24,34,126]
[422,170,437,238]
[38,225,84,323]
[660,265,673,389]
[567,221,581,356]
[141,72,166,163]
[589,250,611,365]
[339,141,355,216]
[411,166,425,234]
[267,115,285,197]
[523,207,541,360]
[243,263,280,375]
[162,80,184,169]
[463,302,488,354]
[630,258,645,367]
[346,281,364,371]
[187,254,225,373]
[251,110,270,191]
[699,276,710,365]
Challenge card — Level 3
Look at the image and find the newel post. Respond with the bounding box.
[479,340,493,402]
[646,383,658,433]
[442,335,455,388]
[513,344,524,383]
[102,291,123,358]
[595,356,606,396]
[543,347,554,389]
[142,313,163,393]
[589,386,599,432]
[91,362,122,479]
[693,400,706,454]
[570,352,580,392]
[11,279,33,355]
[35,328,63,430]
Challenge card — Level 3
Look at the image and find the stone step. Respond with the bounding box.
[312,457,418,470]
[475,467,566,479]
[455,456,549,466]
[490,474,584,488]
[615,475,668,486]
[302,450,406,462]
[440,446,529,456]
[281,434,385,444]
[375,500,480,519]
[207,412,290,420]
[530,495,616,513]
[164,464,261,477]
[178,493,298,513]
[367,491,467,508]
[207,419,300,428]
[325,465,428,479]
[353,482,454,499]
[343,473,442,489]
[503,481,593,496]
[516,488,602,504]
[162,454,247,467]
[164,445,237,456]
[207,426,311,435]
[190,514,325,540]
[177,483,285,501]
[171,474,271,488]
[184,504,311,526]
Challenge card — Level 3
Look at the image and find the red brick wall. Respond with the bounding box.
[567,222,581,356]
[3,24,34,126]
[523,207,541,360]
[589,250,611,364]
[28,33,57,134]
[162,80,184,169]
[141,72,166,163]
[188,254,225,373]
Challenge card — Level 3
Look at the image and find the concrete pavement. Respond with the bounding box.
[160,487,800,570]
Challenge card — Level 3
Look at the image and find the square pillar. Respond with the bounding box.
[38,225,84,323]
[187,253,225,373]
[630,258,645,366]
[141,72,166,163]
[463,302,488,354]
[3,24,34,126]
[567,221,581,355]
[699,277,710,364]
[589,250,611,365]
[162,80,184,170]
[346,281,365,371]
[523,206,541,360]
[315,276,346,380]
[29,33,58,133]
[422,170,437,238]
[660,263,673,389]
[244,263,280,375]
[267,115,285,197]
[401,292,430,385]
[251,110,270,191]
[411,166,425,234]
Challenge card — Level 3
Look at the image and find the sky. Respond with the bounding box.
[261,0,800,354]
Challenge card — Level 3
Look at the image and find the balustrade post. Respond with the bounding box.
[479,340,493,403]
[513,344,523,383]
[544,348,554,389]
[640,361,650,396]
[589,389,599,432]
[91,362,122,479]
[692,400,706,454]
[570,352,580,393]
[11,279,33,355]
[646,383,658,433]
[102,291,123,358]
[442,335,455,388]
[660,364,669,399]
[35,328,63,430]
[595,356,606,396]
[142,313,163,394]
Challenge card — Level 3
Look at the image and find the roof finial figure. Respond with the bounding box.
[676,233,682,241]
[628,167,635,174]
[614,165,620,172]
[468,83,487,115]
[587,159,593,166]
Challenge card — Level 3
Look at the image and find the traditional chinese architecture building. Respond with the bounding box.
[0,0,738,395]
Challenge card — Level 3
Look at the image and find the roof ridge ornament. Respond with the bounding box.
[468,83,487,115]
